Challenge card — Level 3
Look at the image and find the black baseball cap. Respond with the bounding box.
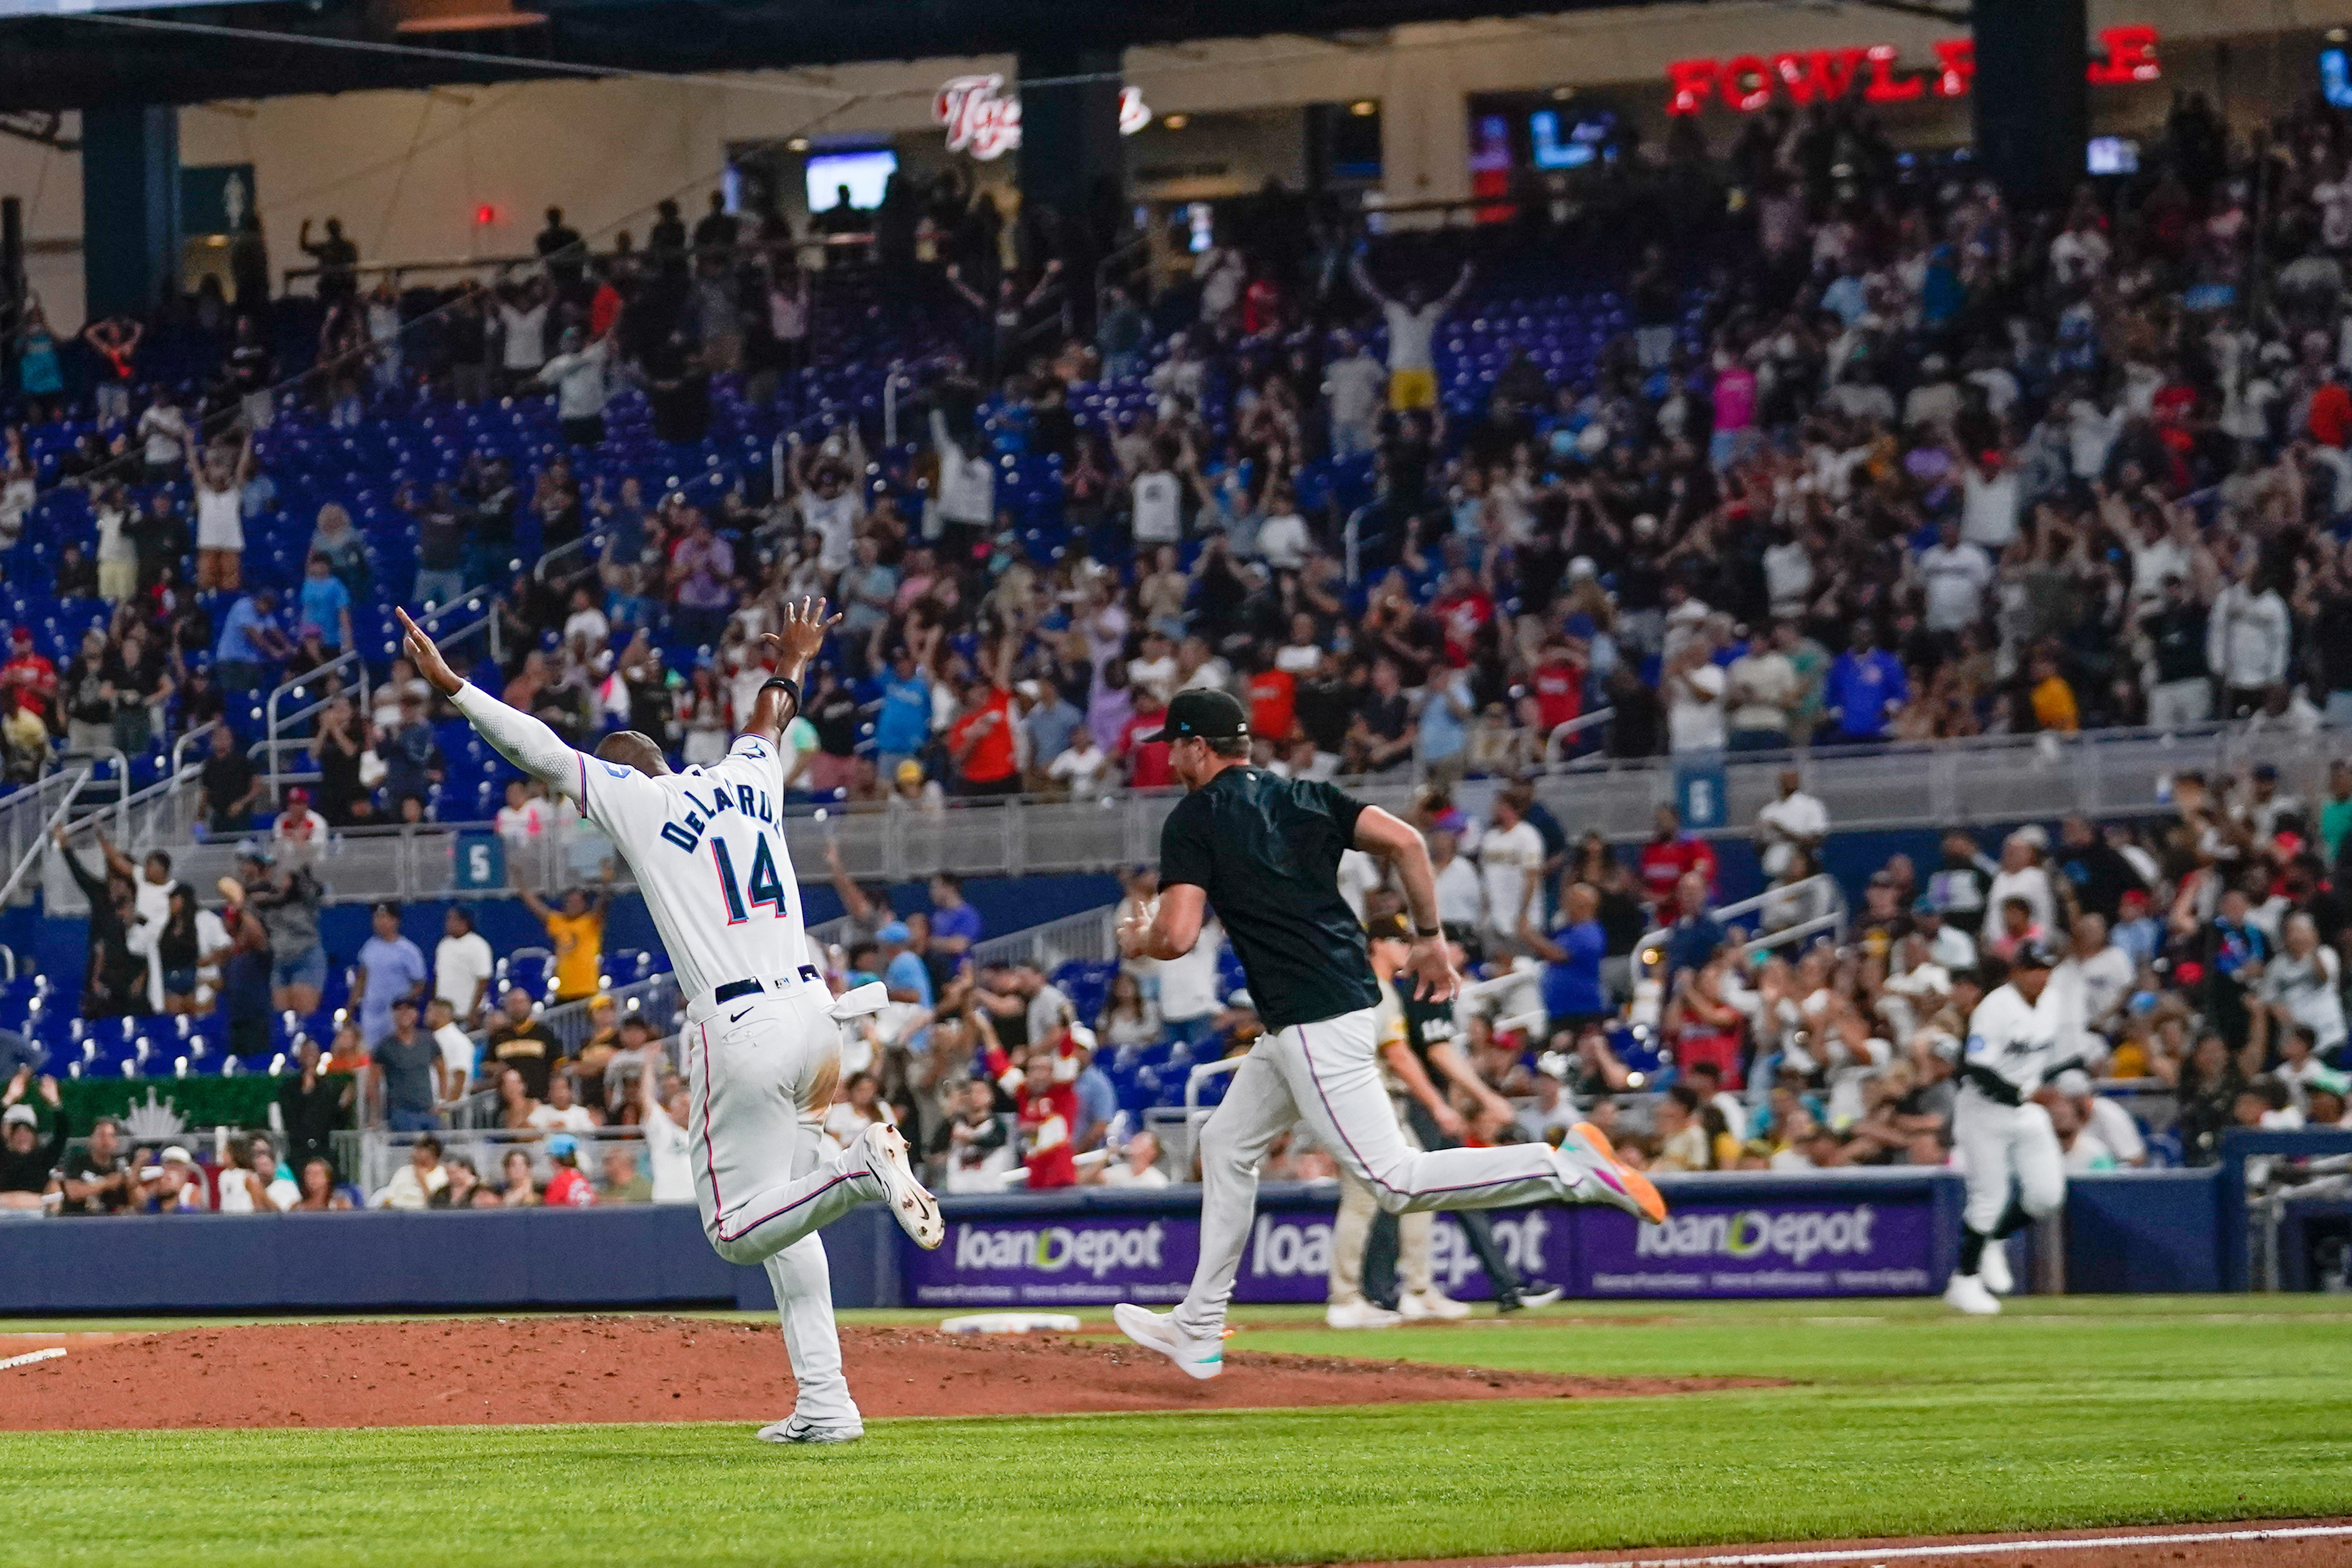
[2010,939,2061,971]
[1143,688,1250,745]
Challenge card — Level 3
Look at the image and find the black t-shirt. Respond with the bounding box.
[57,1150,133,1214]
[2056,840,2145,924]
[202,750,256,813]
[809,687,861,757]
[1293,675,1351,752]
[227,342,274,393]
[1400,994,1460,1075]
[1156,767,1378,1032]
[416,507,467,570]
[489,1023,558,1099]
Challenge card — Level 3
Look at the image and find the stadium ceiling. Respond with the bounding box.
[0,0,1720,111]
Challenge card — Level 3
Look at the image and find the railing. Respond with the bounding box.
[71,717,2352,909]
[278,232,883,295]
[1541,708,1614,767]
[0,768,90,908]
[1145,1054,1248,1183]
[0,769,86,907]
[1631,874,1848,972]
[970,905,1118,970]
[257,590,499,800]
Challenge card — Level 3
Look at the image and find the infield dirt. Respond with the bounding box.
[0,1317,1775,1430]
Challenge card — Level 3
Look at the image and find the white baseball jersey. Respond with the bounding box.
[1963,983,2066,1099]
[452,684,812,1001]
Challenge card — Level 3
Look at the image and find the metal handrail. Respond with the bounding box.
[54,747,133,838]
[171,719,224,777]
[0,766,90,907]
[279,231,881,293]
[260,589,497,800]
[1631,873,1847,970]
[1541,708,1615,767]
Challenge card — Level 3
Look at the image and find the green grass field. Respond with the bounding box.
[7,1296,2351,1568]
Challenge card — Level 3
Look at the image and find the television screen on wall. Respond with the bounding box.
[804,149,896,212]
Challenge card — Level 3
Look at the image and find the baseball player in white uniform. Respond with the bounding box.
[399,601,942,1443]
[1944,939,2078,1316]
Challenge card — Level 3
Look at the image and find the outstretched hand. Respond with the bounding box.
[761,596,843,671]
[395,608,464,696]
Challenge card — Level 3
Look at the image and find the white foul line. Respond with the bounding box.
[1552,1523,2352,1567]
[0,1347,64,1372]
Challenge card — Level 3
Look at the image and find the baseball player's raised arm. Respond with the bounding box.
[740,596,841,750]
[399,608,584,798]
[452,682,586,797]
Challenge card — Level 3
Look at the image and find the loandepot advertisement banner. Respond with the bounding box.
[907,1192,1943,1305]
[908,1205,1576,1306]
[1579,1198,1935,1297]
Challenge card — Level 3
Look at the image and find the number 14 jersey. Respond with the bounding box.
[574,733,811,1001]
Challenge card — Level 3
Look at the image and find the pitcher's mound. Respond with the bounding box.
[1,1316,1776,1431]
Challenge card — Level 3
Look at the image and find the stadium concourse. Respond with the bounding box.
[7,85,2352,1223]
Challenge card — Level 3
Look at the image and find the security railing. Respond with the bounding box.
[1630,874,1850,972]
[0,769,88,907]
[66,717,2352,909]
[255,590,501,800]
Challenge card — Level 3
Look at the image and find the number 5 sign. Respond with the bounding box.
[453,833,506,891]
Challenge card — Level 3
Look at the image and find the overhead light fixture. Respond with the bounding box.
[2332,25,2349,41]
[1550,85,1575,101]
[1162,113,1190,130]
[786,136,811,152]
[1349,100,1377,116]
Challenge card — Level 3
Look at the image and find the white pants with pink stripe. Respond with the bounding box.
[686,982,883,1424]
[1173,1006,1576,1339]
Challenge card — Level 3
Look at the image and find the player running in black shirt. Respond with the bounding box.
[1111,690,1664,1379]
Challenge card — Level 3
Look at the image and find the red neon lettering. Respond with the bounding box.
[1722,54,1774,112]
[1664,57,1718,116]
[1773,48,1868,107]
[1862,43,1925,103]
[2087,24,2161,85]
[1929,39,1975,98]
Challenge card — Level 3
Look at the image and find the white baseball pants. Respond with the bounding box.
[686,980,883,1425]
[1329,1110,1432,1305]
[1174,1006,1574,1339]
[1953,1087,2066,1235]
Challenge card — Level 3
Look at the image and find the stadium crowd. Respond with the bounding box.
[10,84,2352,1219]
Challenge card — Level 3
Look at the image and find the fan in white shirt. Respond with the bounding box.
[1475,797,1547,941]
[526,1075,599,1133]
[1047,733,1113,799]
[1754,771,1829,879]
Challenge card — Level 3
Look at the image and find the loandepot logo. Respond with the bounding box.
[954,1222,1166,1279]
[1636,1205,1877,1267]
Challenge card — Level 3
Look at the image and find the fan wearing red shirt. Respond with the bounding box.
[1018,1061,1080,1189]
[2311,374,2352,450]
[1245,660,1296,747]
[1,629,57,717]
[949,680,1020,797]
[1240,270,1282,337]
[1430,568,1494,665]
[1122,689,1175,788]
[543,1136,596,1206]
[1637,804,1718,910]
[1527,639,1585,732]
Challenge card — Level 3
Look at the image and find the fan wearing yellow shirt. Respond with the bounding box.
[518,876,611,1003]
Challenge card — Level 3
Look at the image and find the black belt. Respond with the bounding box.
[1961,1064,2025,1107]
[713,967,821,1005]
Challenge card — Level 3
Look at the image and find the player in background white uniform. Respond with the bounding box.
[399,601,941,1444]
[1944,940,2080,1316]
